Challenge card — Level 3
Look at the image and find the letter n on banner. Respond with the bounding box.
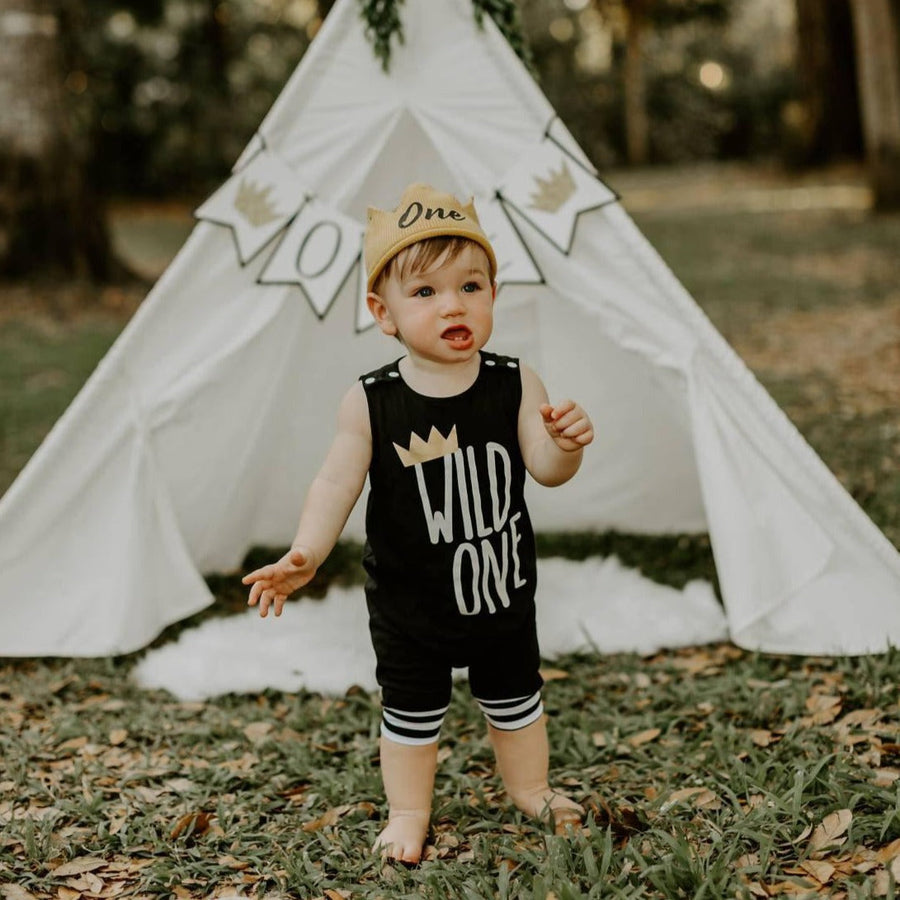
[258,198,364,320]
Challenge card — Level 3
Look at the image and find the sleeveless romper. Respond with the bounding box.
[360,351,544,729]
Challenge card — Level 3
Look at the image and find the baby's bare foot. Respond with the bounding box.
[514,788,584,833]
[373,809,430,864]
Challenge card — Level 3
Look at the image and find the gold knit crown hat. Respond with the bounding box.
[364,183,498,291]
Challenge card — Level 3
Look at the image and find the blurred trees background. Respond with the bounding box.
[1,0,899,281]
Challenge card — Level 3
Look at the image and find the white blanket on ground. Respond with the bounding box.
[132,556,727,701]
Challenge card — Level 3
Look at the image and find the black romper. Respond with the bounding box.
[360,351,544,739]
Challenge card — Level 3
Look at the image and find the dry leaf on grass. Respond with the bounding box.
[873,768,900,787]
[627,728,661,747]
[808,809,852,852]
[1,887,39,900]
[799,859,836,884]
[751,729,776,747]
[243,721,273,743]
[661,786,719,811]
[539,667,569,682]
[874,861,900,897]
[590,796,645,841]
[804,694,842,726]
[876,838,900,863]
[302,802,376,833]
[765,878,818,895]
[834,708,881,730]
[169,811,215,840]
[50,857,107,878]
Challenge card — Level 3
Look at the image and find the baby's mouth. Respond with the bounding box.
[441,325,472,342]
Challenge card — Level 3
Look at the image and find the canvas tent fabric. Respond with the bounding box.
[1,0,899,659]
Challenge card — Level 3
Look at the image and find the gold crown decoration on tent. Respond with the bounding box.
[529,161,576,214]
[393,426,459,467]
[234,179,280,227]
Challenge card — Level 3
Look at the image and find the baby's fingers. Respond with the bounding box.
[545,400,576,422]
[568,424,594,446]
[558,417,592,438]
[242,564,274,585]
[247,579,269,608]
[256,587,281,618]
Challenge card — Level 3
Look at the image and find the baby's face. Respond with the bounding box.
[371,245,495,367]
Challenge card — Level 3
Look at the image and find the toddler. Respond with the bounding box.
[244,183,594,863]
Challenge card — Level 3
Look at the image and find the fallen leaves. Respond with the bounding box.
[627,728,661,747]
[301,801,377,833]
[808,809,852,854]
[736,815,900,897]
[169,810,217,840]
[49,857,107,878]
[803,694,843,726]
[1,887,39,900]
[660,786,722,812]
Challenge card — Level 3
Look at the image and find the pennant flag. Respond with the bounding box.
[476,194,543,287]
[259,198,364,320]
[195,149,306,265]
[232,132,266,173]
[498,138,617,254]
[545,116,599,175]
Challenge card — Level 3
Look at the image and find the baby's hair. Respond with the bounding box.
[373,236,489,294]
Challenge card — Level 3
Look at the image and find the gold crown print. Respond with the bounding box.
[529,160,576,214]
[393,425,459,467]
[234,178,280,227]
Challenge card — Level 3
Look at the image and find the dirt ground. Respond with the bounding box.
[737,303,900,415]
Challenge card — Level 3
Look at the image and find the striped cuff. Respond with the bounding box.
[476,691,544,731]
[380,704,448,746]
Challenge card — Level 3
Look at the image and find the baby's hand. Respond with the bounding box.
[539,401,594,453]
[242,546,318,618]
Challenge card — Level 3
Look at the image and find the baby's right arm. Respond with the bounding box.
[243,382,371,617]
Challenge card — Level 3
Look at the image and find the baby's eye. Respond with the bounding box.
[415,286,434,298]
[462,282,480,293]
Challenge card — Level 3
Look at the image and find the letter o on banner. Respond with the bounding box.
[295,220,342,279]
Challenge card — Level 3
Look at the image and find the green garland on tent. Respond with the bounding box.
[471,0,534,70]
[357,0,406,71]
[357,0,532,72]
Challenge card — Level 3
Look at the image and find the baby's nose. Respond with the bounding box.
[440,291,466,313]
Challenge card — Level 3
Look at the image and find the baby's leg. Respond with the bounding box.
[487,715,584,830]
[368,625,452,864]
[374,695,447,863]
[374,734,437,864]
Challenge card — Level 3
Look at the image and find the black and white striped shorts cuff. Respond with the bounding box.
[476,691,544,731]
[380,704,449,746]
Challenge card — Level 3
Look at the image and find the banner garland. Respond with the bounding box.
[195,133,619,331]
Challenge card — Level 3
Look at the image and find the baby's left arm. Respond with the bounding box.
[518,364,594,486]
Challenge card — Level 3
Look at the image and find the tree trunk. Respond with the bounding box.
[0,0,119,281]
[792,0,861,165]
[623,0,650,165]
[848,0,900,210]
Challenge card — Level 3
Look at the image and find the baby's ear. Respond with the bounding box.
[367,292,397,336]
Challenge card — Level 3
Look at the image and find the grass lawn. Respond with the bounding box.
[1,164,899,898]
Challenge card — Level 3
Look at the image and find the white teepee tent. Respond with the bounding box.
[1,0,898,659]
